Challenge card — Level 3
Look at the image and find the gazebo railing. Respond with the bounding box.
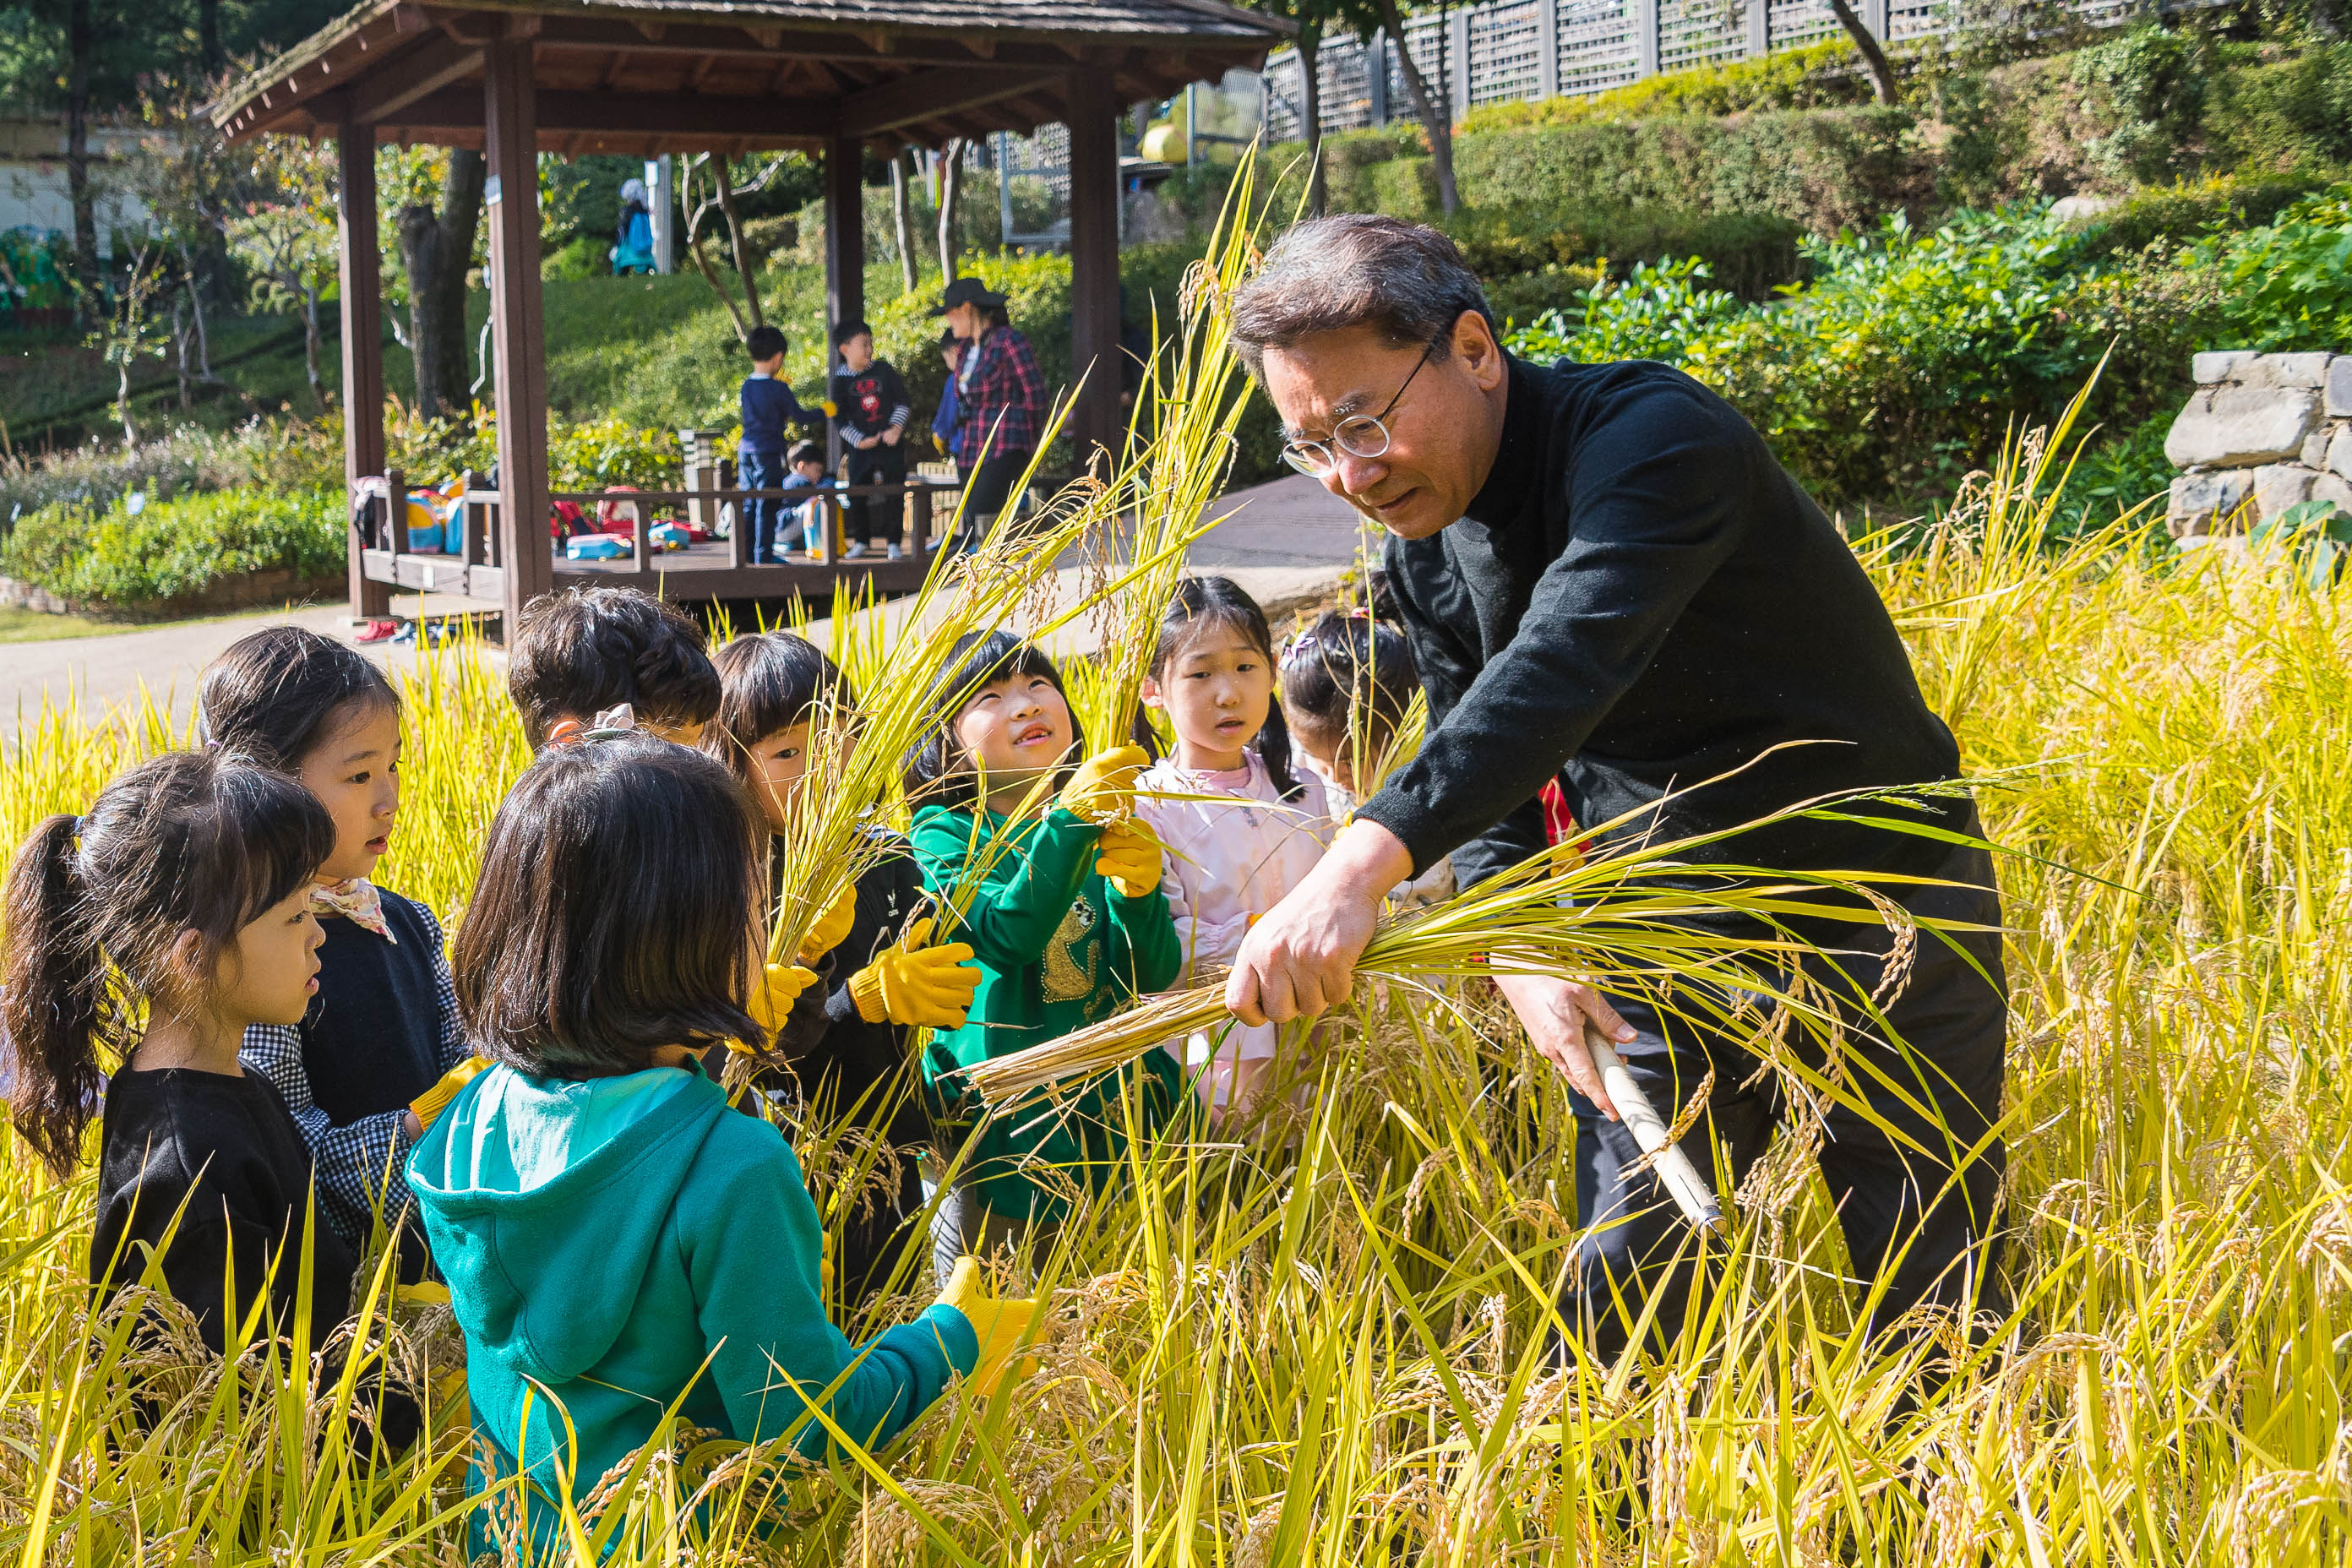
[350,472,965,607]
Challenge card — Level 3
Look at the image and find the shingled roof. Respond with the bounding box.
[214,0,1289,153]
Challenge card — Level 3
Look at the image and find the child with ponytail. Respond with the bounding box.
[1135,576,1335,1119]
[3,752,354,1353]
[199,626,481,1273]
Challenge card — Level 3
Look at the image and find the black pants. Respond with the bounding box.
[956,449,1032,551]
[1565,829,2009,1361]
[843,444,906,547]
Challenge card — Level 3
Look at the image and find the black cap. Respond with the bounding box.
[930,275,1007,316]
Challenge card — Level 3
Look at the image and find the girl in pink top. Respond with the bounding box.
[1136,577,1334,1120]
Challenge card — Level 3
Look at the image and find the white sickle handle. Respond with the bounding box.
[1582,1022,1728,1236]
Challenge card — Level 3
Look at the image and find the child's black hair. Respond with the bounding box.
[937,329,964,355]
[787,439,825,470]
[1277,577,1419,767]
[197,625,399,773]
[1150,575,1304,802]
[506,585,721,747]
[834,318,874,346]
[707,631,853,787]
[902,629,1086,814]
[745,324,787,362]
[3,752,335,1179]
[452,732,765,1078]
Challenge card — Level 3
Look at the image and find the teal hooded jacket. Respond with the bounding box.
[406,1059,976,1553]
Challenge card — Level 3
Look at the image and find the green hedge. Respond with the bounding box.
[1443,200,1807,299]
[3,487,345,614]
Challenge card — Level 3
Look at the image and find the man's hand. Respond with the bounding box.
[1490,970,1636,1121]
[1225,819,1413,1025]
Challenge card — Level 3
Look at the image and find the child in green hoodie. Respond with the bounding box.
[903,631,1184,1278]
[405,732,1036,1555]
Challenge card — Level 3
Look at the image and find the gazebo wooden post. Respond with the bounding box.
[1064,70,1122,470]
[484,30,553,634]
[822,130,863,481]
[335,102,391,621]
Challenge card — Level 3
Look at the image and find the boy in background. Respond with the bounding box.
[739,325,817,565]
[930,331,966,466]
[782,439,837,560]
[827,320,912,560]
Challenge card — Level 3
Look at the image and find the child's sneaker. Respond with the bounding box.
[887,544,904,560]
[842,543,868,559]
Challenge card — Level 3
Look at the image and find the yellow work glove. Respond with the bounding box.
[1093,818,1164,899]
[409,1055,490,1132]
[848,916,979,1028]
[819,400,839,418]
[795,885,857,967]
[1057,743,1147,821]
[937,1255,1043,1398]
[745,961,821,1039]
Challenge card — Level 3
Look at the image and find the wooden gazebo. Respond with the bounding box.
[213,0,1287,633]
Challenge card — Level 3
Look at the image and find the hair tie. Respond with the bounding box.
[583,703,639,741]
[1345,607,1372,621]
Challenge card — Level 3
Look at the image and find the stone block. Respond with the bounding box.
[2315,471,2352,516]
[2330,423,2352,482]
[2164,385,2322,469]
[2303,427,2333,469]
[2193,350,2258,385]
[2253,462,2316,520]
[2330,357,2352,420]
[2269,352,2334,390]
[2168,470,2252,537]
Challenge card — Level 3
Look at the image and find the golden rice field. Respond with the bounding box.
[3,424,2350,1565]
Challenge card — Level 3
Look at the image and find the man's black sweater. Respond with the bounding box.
[92,1065,354,1354]
[1360,354,1965,912]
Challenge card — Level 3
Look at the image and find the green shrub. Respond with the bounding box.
[2,487,345,612]
[2071,172,2331,259]
[1444,200,1806,298]
[2197,185,2352,350]
[1462,38,1873,131]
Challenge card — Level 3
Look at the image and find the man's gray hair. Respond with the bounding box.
[1228,214,1494,378]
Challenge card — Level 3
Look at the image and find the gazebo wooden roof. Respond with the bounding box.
[212,0,1287,634]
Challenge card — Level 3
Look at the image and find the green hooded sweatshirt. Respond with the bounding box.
[910,803,1184,1225]
[406,1059,976,1555]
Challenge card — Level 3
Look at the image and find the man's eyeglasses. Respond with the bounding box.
[1280,352,1431,478]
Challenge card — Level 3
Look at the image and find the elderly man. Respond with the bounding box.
[1224,215,2007,1357]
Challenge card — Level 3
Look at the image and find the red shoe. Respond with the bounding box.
[355,618,400,644]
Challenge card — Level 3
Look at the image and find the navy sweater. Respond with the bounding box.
[740,374,816,455]
[1364,354,1965,920]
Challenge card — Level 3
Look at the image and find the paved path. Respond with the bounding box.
[3,473,1372,727]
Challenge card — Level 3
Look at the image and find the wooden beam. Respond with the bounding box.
[823,128,863,475]
[525,15,1089,72]
[839,65,1056,139]
[387,86,833,139]
[482,35,551,635]
[335,106,390,620]
[1064,67,1122,469]
[349,33,480,122]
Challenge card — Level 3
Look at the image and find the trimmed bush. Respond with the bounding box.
[1444,200,1806,298]
[2,487,345,615]
[1462,38,1873,131]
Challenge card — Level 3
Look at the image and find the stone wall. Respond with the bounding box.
[2165,351,2352,539]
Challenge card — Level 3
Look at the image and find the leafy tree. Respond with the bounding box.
[229,133,338,402]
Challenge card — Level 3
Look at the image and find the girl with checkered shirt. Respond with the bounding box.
[202,627,482,1280]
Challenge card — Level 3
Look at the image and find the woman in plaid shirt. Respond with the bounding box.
[934,276,1047,550]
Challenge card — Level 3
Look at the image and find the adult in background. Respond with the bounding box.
[1222,215,2009,1360]
[934,277,1046,551]
[612,177,655,276]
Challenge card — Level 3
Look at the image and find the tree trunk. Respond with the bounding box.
[936,139,964,280]
[397,150,485,416]
[117,354,136,446]
[1299,25,1326,218]
[65,0,97,303]
[197,0,220,74]
[302,284,324,400]
[891,151,918,293]
[173,295,191,410]
[1379,0,1459,215]
[177,243,214,380]
[713,158,765,331]
[1826,0,1899,105]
